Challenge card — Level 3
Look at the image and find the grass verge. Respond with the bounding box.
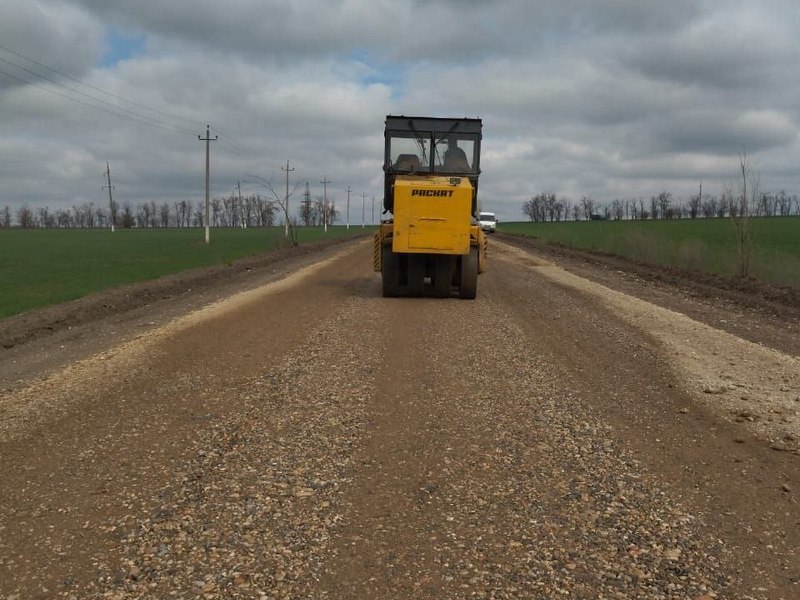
[0,227,370,318]
[500,217,800,288]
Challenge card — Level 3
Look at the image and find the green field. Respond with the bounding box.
[501,217,800,288]
[0,227,370,319]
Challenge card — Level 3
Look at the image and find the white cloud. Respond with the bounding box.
[0,1,104,89]
[0,0,799,223]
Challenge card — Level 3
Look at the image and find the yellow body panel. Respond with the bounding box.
[391,176,472,254]
[374,223,487,273]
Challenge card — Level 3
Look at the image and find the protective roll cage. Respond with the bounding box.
[383,115,482,215]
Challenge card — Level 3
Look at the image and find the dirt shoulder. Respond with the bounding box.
[0,235,368,391]
[496,232,800,358]
[1,235,367,351]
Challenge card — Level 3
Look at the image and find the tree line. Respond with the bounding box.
[1,194,340,229]
[522,189,799,222]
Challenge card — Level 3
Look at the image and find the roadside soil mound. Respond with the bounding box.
[499,232,800,316]
[0,235,363,351]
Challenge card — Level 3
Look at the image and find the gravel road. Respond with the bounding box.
[0,237,798,599]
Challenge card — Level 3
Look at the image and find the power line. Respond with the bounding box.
[209,126,251,156]
[0,55,197,134]
[0,42,258,157]
[0,42,204,131]
[0,44,247,155]
[0,65,188,134]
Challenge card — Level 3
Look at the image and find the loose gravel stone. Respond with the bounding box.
[3,240,796,599]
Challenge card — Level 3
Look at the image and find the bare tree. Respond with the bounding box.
[543,193,557,221]
[36,206,54,228]
[138,202,153,228]
[222,195,238,227]
[192,206,204,227]
[0,205,11,228]
[248,174,299,244]
[94,207,107,228]
[159,203,170,228]
[580,196,595,220]
[731,153,756,278]
[700,195,714,218]
[656,191,672,219]
[688,192,701,219]
[173,201,183,227]
[207,197,219,226]
[257,195,276,227]
[71,205,82,227]
[522,197,535,222]
[86,203,96,228]
[56,209,71,228]
[120,203,135,228]
[556,196,568,221]
[327,202,339,226]
[649,195,658,220]
[522,197,538,222]
[774,191,790,217]
[312,197,328,225]
[16,205,34,228]
[298,195,315,226]
[611,199,624,220]
[241,195,254,227]
[523,193,552,222]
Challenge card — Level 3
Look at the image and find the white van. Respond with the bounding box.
[478,211,497,233]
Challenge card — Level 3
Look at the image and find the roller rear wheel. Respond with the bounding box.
[458,247,478,299]
[382,247,400,297]
[432,255,452,298]
[407,254,425,297]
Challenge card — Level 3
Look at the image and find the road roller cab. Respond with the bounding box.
[374,115,487,299]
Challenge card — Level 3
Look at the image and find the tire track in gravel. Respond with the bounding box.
[483,241,800,599]
[3,238,798,599]
[79,263,384,599]
[494,240,800,446]
[0,243,372,599]
[313,275,732,598]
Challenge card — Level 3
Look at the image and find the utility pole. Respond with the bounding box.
[102,161,115,233]
[303,181,311,226]
[198,125,217,244]
[346,186,352,230]
[321,175,331,232]
[237,180,245,228]
[281,160,294,238]
[362,192,367,228]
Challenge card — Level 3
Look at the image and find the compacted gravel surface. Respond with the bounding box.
[0,238,798,599]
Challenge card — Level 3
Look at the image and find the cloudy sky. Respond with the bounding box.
[1,0,798,222]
